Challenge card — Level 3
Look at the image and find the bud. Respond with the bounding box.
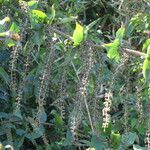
[10,33,21,41]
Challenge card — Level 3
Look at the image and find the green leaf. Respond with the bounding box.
[142,58,150,82]
[5,38,15,47]
[87,77,94,94]
[31,9,47,23]
[51,110,64,126]
[16,129,26,136]
[28,0,38,9]
[59,16,77,24]
[142,38,150,53]
[91,135,103,150]
[0,31,10,37]
[111,131,121,149]
[0,67,10,84]
[48,4,55,25]
[102,123,112,136]
[72,22,84,46]
[26,125,44,140]
[126,23,135,37]
[64,130,75,146]
[103,39,120,62]
[131,118,138,128]
[38,106,47,123]
[116,27,125,43]
[13,108,23,120]
[147,45,150,58]
[26,131,42,140]
[30,9,47,30]
[133,144,148,150]
[126,14,141,36]
[32,31,43,46]
[122,132,137,147]
[0,112,8,119]
[142,45,150,82]
[84,18,100,39]
[9,22,20,33]
[34,125,45,135]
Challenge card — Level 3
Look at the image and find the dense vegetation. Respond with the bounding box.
[0,0,150,149]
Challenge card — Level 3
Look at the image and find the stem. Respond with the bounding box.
[71,61,80,82]
[83,93,94,133]
[94,44,146,57]
[0,31,10,37]
[49,26,73,41]
[122,48,146,57]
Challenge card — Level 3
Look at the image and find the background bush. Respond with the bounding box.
[0,0,150,149]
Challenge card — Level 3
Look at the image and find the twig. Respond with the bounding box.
[93,44,146,57]
[47,27,147,58]
[49,26,73,41]
[92,44,104,50]
[122,48,146,57]
[83,93,94,133]
[71,61,80,82]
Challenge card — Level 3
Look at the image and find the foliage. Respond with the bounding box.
[0,0,150,149]
[143,45,150,82]
[72,22,84,46]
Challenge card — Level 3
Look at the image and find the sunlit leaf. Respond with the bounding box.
[143,58,150,82]
[142,58,150,81]
[72,22,84,46]
[30,9,47,29]
[31,9,47,23]
[116,27,125,43]
[142,45,150,82]
[147,45,150,57]
[142,38,150,52]
[0,31,10,37]
[9,22,20,33]
[28,0,38,9]
[103,39,120,62]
